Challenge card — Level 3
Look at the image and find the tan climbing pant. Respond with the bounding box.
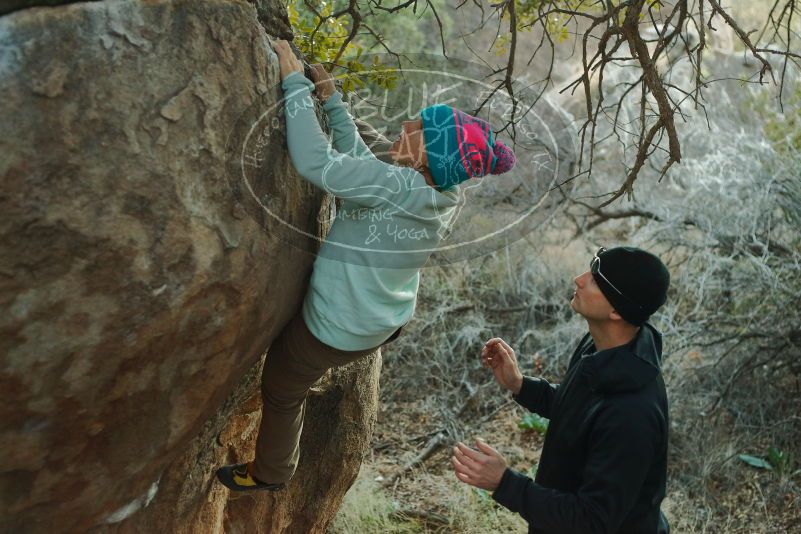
[251,313,392,484]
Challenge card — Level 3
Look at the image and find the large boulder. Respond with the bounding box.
[0,1,380,531]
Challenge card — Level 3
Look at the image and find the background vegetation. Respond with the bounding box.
[283,0,800,531]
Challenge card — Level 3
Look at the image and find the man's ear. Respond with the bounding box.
[609,308,624,321]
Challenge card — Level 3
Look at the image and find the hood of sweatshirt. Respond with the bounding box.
[582,323,664,394]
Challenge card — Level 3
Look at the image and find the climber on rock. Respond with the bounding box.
[215,39,516,492]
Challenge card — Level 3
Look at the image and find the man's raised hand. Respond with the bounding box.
[482,338,524,395]
[451,438,508,491]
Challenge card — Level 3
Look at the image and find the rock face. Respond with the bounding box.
[0,1,380,532]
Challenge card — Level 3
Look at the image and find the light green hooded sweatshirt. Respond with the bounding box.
[281,71,460,350]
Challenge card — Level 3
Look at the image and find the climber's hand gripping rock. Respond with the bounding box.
[308,64,336,101]
[272,39,303,81]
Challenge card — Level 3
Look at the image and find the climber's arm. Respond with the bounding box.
[307,63,376,160]
[322,92,376,161]
[281,71,404,208]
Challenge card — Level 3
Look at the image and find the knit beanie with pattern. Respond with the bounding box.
[420,104,516,188]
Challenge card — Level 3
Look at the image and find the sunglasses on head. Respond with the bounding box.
[590,247,643,310]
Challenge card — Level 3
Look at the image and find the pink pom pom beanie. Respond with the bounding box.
[420,104,516,188]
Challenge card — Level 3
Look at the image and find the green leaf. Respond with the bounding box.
[738,454,774,470]
[472,487,491,502]
[767,447,785,466]
[518,413,549,434]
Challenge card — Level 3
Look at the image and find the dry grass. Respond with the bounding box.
[333,196,800,533]
[332,4,801,531]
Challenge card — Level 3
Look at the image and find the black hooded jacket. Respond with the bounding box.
[492,324,669,534]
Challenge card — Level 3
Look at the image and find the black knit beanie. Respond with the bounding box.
[592,247,670,326]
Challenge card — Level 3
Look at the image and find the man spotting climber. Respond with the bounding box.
[215,40,516,491]
[452,247,671,533]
